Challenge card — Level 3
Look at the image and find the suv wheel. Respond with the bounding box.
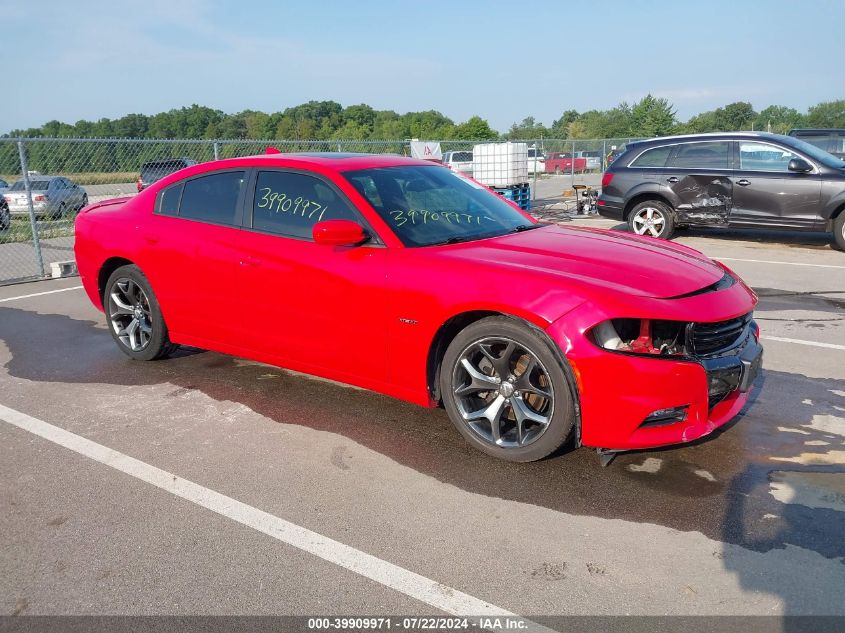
[628,200,675,239]
[834,213,845,251]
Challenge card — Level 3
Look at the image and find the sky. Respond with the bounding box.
[3,0,843,133]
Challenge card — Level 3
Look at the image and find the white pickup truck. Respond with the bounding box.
[442,150,474,175]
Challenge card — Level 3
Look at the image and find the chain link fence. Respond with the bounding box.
[0,136,644,286]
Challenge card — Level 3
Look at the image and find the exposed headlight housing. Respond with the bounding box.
[591,318,688,357]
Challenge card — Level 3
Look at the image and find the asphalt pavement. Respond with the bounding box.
[1,219,844,623]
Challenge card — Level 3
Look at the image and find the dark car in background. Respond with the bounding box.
[137,158,197,192]
[0,178,10,230]
[788,128,845,159]
[597,132,845,250]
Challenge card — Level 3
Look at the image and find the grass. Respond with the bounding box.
[0,215,75,244]
[1,171,137,186]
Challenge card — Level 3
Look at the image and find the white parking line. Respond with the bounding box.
[762,335,845,351]
[0,403,519,620]
[714,257,845,270]
[0,285,83,303]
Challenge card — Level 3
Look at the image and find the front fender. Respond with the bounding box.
[823,190,845,226]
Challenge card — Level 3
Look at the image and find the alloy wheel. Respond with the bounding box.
[108,278,153,352]
[451,337,554,448]
[632,206,666,237]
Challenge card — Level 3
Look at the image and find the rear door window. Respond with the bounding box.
[250,171,359,240]
[630,146,673,168]
[668,142,730,169]
[178,171,246,225]
[156,183,183,216]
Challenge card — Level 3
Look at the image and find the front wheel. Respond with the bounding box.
[628,200,675,239]
[104,265,179,360]
[833,213,845,251]
[440,316,575,462]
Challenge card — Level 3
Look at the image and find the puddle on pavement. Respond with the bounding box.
[769,471,845,513]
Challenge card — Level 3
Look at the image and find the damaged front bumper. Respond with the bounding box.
[547,302,762,451]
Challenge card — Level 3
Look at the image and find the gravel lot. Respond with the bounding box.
[1,213,844,625]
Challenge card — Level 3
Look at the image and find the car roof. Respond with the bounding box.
[229,152,437,171]
[627,132,786,147]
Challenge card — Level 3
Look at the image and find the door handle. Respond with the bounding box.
[737,179,751,186]
[666,177,679,183]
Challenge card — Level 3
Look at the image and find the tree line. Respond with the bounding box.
[6,97,844,143]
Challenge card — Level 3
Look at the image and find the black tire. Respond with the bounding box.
[80,194,88,211]
[554,166,561,175]
[55,203,66,220]
[833,213,845,251]
[0,204,9,231]
[439,316,576,462]
[104,264,179,361]
[627,199,675,239]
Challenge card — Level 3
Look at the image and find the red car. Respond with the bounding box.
[545,152,587,175]
[75,153,762,463]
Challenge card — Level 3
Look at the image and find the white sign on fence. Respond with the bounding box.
[410,141,442,161]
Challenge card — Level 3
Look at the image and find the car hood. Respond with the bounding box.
[440,225,725,299]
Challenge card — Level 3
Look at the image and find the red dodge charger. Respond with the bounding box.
[74,153,762,463]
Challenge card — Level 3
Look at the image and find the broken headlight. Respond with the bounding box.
[591,318,688,357]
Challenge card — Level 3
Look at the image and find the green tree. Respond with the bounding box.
[452,116,498,140]
[550,110,579,137]
[805,100,845,128]
[753,105,804,134]
[717,102,756,131]
[504,116,551,140]
[682,110,720,133]
[628,95,676,137]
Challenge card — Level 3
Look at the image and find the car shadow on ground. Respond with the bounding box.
[2,305,843,580]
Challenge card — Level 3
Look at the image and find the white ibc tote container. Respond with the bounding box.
[471,142,529,187]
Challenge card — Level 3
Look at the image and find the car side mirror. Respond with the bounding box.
[312,220,368,246]
[788,158,813,173]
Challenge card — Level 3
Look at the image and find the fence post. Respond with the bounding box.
[602,140,607,171]
[17,140,45,278]
[213,141,220,161]
[531,138,538,202]
[570,140,575,187]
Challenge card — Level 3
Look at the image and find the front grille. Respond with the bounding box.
[689,313,751,356]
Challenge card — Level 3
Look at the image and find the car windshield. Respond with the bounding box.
[10,180,49,191]
[343,165,537,247]
[777,135,845,169]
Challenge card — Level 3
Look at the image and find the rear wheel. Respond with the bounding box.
[628,199,675,239]
[55,203,66,220]
[834,213,845,251]
[0,203,9,231]
[104,265,179,361]
[440,316,575,462]
[79,194,88,211]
